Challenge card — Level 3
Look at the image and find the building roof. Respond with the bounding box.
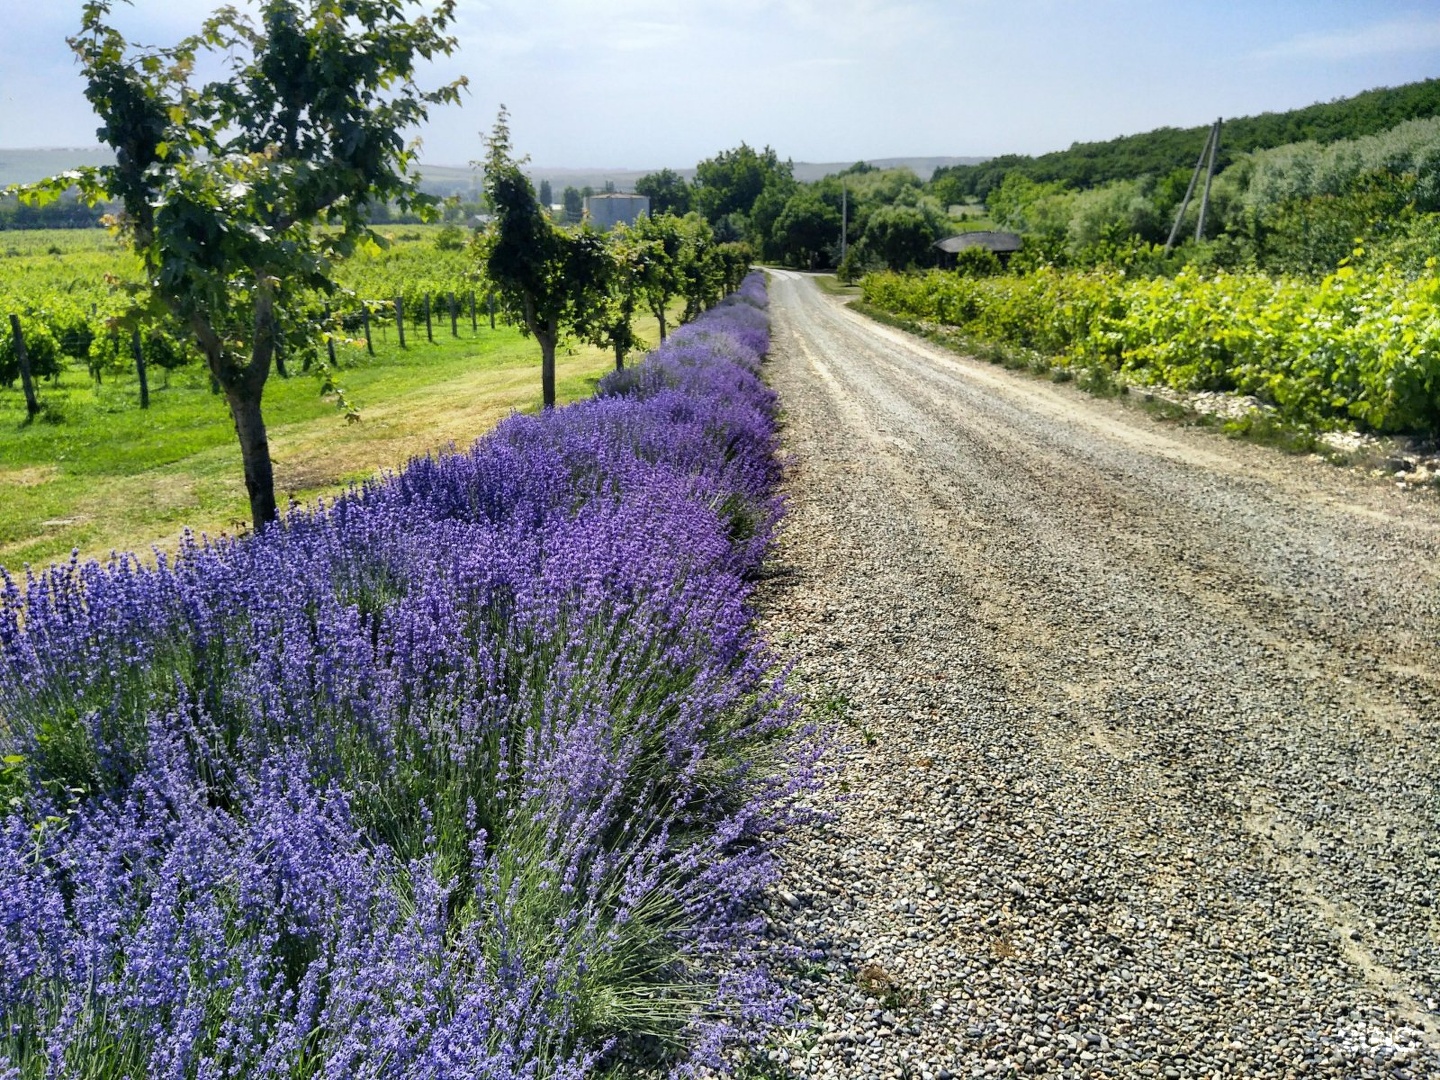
[935,230,1023,254]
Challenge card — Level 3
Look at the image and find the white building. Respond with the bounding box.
[583,193,651,230]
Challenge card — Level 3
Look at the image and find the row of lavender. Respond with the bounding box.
[0,274,812,1078]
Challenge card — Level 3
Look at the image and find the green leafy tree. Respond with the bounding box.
[579,221,647,370]
[692,143,793,224]
[773,189,841,269]
[538,178,553,207]
[477,109,610,407]
[634,167,692,216]
[677,213,721,324]
[630,211,686,342]
[860,203,944,270]
[561,185,583,222]
[19,0,462,529]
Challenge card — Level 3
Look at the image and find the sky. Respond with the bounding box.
[2,1,1439,170]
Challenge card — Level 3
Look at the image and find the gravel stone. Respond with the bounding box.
[753,270,1440,1079]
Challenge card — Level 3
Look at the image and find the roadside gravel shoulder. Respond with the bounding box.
[755,270,1440,1080]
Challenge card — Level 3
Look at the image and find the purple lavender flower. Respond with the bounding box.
[0,275,811,1077]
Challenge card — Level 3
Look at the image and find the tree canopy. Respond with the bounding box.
[635,167,692,216]
[477,109,610,407]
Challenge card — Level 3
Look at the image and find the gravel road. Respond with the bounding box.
[755,269,1440,1079]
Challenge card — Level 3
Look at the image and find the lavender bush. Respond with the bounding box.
[0,274,810,1078]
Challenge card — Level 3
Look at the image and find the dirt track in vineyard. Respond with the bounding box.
[756,268,1440,1079]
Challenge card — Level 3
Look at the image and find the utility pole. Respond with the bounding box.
[1164,118,1222,254]
[1195,117,1222,243]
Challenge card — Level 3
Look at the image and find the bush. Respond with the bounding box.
[953,247,1003,278]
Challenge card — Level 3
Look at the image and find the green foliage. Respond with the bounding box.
[952,247,1002,278]
[634,168,692,216]
[692,143,793,224]
[477,109,612,406]
[0,316,61,388]
[862,264,1440,435]
[433,223,467,251]
[771,189,840,269]
[857,202,945,271]
[562,185,584,222]
[13,0,464,529]
[930,77,1440,201]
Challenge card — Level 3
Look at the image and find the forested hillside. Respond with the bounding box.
[931,78,1440,202]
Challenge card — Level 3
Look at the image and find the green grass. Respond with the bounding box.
[812,274,862,299]
[0,314,663,572]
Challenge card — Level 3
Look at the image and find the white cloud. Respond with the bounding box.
[1255,14,1440,62]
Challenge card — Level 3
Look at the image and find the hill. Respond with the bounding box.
[933,78,1440,201]
[415,157,988,198]
[4,152,986,201]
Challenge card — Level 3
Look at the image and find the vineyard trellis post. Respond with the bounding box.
[488,291,496,329]
[9,315,40,420]
[469,290,477,333]
[449,292,458,337]
[424,293,433,342]
[395,297,407,349]
[130,328,149,409]
[363,305,374,356]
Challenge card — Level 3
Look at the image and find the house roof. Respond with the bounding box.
[935,230,1023,254]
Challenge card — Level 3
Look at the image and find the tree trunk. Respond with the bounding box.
[131,328,149,409]
[191,292,278,532]
[614,340,624,371]
[8,315,39,420]
[225,388,278,530]
[539,329,557,408]
[654,303,668,343]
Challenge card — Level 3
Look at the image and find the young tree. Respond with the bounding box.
[20,0,462,530]
[579,222,647,371]
[538,178,553,207]
[477,109,610,407]
[629,211,685,343]
[677,213,721,323]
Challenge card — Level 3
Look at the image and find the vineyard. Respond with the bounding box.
[0,227,492,398]
[0,229,653,570]
[861,264,1440,435]
[0,276,809,1078]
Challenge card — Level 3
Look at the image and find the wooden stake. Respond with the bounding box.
[9,315,39,419]
[131,328,150,410]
